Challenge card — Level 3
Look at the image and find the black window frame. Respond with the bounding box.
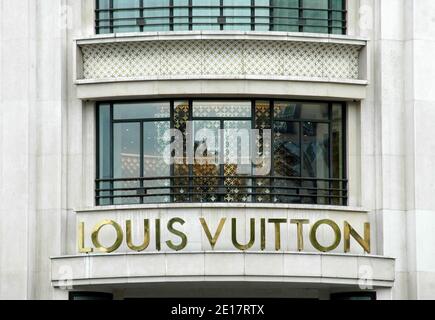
[95,0,347,35]
[96,98,348,207]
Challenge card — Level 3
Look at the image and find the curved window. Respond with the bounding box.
[96,0,346,35]
[97,100,347,206]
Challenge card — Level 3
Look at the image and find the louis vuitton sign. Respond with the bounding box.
[78,217,370,254]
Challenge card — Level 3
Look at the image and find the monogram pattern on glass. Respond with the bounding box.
[254,101,272,202]
[174,102,190,202]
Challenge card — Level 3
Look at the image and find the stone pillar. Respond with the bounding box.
[404,0,435,300]
[0,0,68,299]
[0,0,38,299]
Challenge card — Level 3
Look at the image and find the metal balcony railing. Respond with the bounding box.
[96,175,348,206]
[95,1,347,35]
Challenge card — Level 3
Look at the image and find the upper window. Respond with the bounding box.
[96,0,346,35]
[96,99,347,206]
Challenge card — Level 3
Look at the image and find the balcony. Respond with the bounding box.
[74,31,368,100]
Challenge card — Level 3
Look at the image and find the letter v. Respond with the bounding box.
[200,218,226,250]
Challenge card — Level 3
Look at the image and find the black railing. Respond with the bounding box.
[96,175,348,206]
[95,2,347,35]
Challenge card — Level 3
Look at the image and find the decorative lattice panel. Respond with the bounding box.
[80,39,361,81]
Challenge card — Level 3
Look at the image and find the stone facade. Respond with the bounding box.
[0,0,434,300]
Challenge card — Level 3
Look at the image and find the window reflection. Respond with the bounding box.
[97,100,346,206]
[113,122,141,205]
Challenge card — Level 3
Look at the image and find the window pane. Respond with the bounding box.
[143,121,171,203]
[193,101,251,118]
[254,0,270,31]
[112,0,140,33]
[301,122,329,204]
[302,122,329,178]
[113,122,141,204]
[192,120,221,202]
[273,121,301,203]
[223,0,251,31]
[192,0,220,30]
[98,104,112,205]
[97,99,347,206]
[173,101,191,202]
[97,0,345,34]
[113,102,170,120]
[274,101,329,120]
[302,0,328,34]
[254,100,272,202]
[272,0,299,32]
[274,121,301,177]
[174,0,190,30]
[331,103,344,205]
[143,0,170,31]
[97,0,111,33]
[300,103,329,120]
[224,120,252,202]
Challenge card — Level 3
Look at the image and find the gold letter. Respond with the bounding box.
[78,222,93,253]
[261,218,266,251]
[126,219,150,252]
[200,218,226,250]
[290,219,309,252]
[344,221,370,253]
[309,219,341,253]
[155,219,161,251]
[166,218,188,251]
[91,220,123,253]
[232,218,255,251]
[268,219,287,251]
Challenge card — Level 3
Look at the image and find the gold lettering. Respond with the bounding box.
[166,218,188,251]
[200,218,226,250]
[290,219,310,252]
[344,221,370,253]
[268,219,287,251]
[126,219,150,252]
[309,219,341,252]
[260,218,266,251]
[91,220,123,253]
[155,219,161,251]
[232,218,255,251]
[78,222,93,253]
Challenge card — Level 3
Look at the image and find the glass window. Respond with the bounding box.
[223,0,251,31]
[173,0,190,31]
[272,0,299,32]
[113,102,170,120]
[143,121,171,203]
[193,101,251,118]
[192,0,221,31]
[113,122,141,204]
[96,0,346,34]
[98,104,111,205]
[142,0,170,32]
[302,0,329,34]
[273,121,301,203]
[97,100,347,206]
[274,102,329,120]
[112,0,141,33]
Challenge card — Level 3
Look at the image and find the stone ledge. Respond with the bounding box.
[75,31,368,46]
[51,252,394,288]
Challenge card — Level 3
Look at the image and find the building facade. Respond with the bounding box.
[0,0,434,300]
